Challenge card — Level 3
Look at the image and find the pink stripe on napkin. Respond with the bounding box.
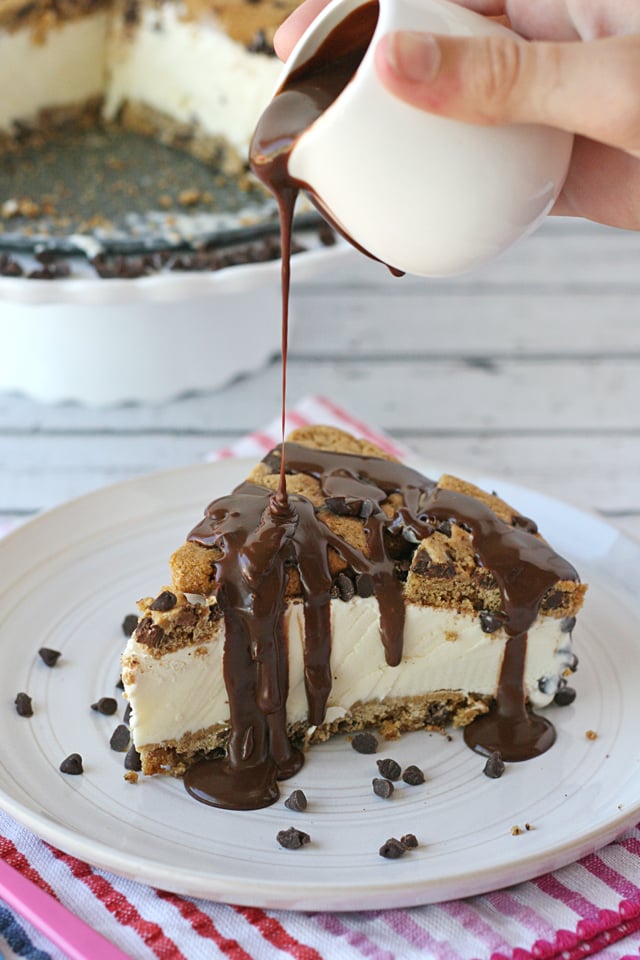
[2,395,640,960]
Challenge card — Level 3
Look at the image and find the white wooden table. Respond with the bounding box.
[1,216,639,542]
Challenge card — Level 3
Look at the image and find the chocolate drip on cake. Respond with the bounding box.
[184,445,579,808]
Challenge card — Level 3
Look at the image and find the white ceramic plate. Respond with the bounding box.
[0,459,638,910]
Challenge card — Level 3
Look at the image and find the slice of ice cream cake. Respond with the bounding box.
[121,426,586,808]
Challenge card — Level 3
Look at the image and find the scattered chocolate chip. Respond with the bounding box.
[479,610,503,634]
[123,702,132,725]
[277,827,310,850]
[511,514,538,534]
[554,686,577,707]
[60,753,83,775]
[121,614,138,637]
[124,745,142,772]
[38,647,61,667]
[372,778,394,799]
[351,731,378,754]
[91,697,118,715]
[115,675,125,690]
[335,572,355,602]
[400,833,418,849]
[402,765,425,786]
[376,758,401,781]
[150,590,177,612]
[379,838,406,859]
[483,751,505,779]
[284,789,307,812]
[356,573,375,598]
[568,653,579,672]
[110,724,130,752]
[14,692,33,717]
[561,616,577,634]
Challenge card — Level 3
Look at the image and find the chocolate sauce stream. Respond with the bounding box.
[183,3,580,809]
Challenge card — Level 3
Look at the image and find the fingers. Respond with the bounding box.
[375,31,640,155]
[273,0,331,60]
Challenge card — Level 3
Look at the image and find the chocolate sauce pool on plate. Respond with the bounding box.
[183,6,579,809]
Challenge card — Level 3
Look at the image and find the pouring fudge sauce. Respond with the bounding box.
[183,4,579,810]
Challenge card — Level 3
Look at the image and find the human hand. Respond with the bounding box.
[274,0,640,230]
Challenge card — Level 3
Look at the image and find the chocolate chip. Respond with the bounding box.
[150,590,177,612]
[402,765,425,786]
[335,572,355,602]
[479,610,503,634]
[401,833,418,849]
[91,697,118,715]
[124,745,141,771]
[326,497,363,517]
[284,789,307,812]
[372,778,394,799]
[60,753,83,775]
[38,647,61,667]
[277,827,310,850]
[561,616,576,634]
[376,758,401,781]
[568,653,579,672]
[351,731,378,754]
[511,514,538,534]
[554,686,577,707]
[436,520,452,538]
[379,838,405,859]
[123,702,132,725]
[135,617,165,649]
[483,751,505,779]
[356,573,375,598]
[121,614,138,637]
[14,693,33,717]
[110,724,130,752]
[115,675,125,690]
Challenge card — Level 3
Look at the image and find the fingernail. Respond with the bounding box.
[386,31,441,84]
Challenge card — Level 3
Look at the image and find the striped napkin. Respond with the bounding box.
[2,395,640,960]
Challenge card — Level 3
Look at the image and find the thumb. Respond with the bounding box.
[375,31,640,156]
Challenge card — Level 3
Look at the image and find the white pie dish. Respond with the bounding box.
[0,236,348,405]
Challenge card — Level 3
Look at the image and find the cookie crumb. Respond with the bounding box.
[124,771,139,784]
[586,729,598,741]
[510,825,523,836]
[525,823,534,831]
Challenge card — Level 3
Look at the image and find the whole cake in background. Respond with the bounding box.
[0,0,298,171]
[121,426,586,809]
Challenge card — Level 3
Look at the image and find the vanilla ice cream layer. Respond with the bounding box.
[124,597,574,749]
[0,13,108,132]
[104,4,282,155]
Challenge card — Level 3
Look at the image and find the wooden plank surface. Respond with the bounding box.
[0,218,639,542]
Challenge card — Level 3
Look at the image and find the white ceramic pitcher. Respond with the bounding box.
[280,0,574,276]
